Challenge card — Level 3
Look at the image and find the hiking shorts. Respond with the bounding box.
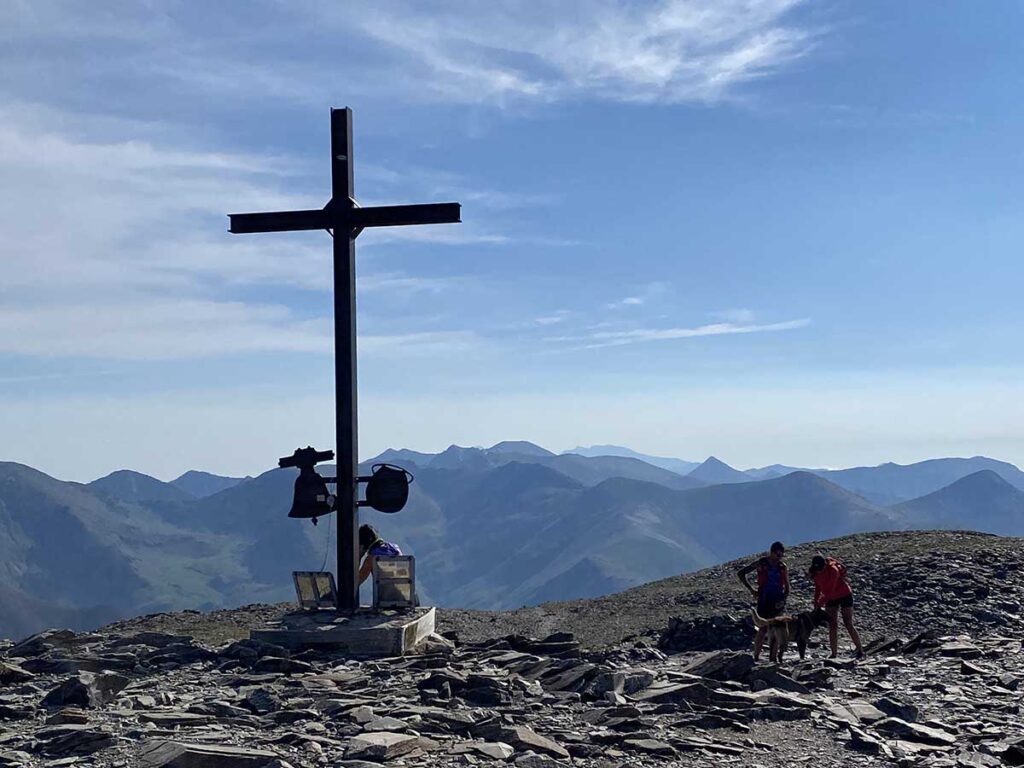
[825,594,854,609]
[757,597,786,619]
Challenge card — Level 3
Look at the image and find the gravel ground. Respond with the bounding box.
[437,530,1022,647]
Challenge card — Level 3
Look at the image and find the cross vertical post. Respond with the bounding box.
[331,108,360,613]
[227,107,460,614]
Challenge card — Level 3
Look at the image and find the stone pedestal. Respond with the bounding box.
[250,606,435,657]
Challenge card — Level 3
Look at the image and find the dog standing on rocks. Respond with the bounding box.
[750,607,830,663]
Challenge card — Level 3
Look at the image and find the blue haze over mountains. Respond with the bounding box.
[1,444,1024,640]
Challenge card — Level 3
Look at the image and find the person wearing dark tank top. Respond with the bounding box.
[737,541,790,662]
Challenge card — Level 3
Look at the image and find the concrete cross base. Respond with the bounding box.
[250,606,436,657]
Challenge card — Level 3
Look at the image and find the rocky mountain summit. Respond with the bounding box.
[0,531,1022,767]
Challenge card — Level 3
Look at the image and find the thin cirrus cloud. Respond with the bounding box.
[605,281,672,309]
[342,0,817,105]
[548,318,811,349]
[5,2,817,109]
[0,103,516,361]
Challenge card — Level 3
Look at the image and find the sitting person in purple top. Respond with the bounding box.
[358,523,402,585]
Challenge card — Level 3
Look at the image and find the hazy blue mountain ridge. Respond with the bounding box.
[686,456,752,485]
[565,445,700,476]
[0,446,1022,639]
[88,469,195,504]
[891,470,1024,535]
[171,470,249,498]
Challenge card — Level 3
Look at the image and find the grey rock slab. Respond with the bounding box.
[471,741,516,760]
[243,687,282,714]
[874,695,920,722]
[1002,739,1024,766]
[421,709,477,733]
[747,666,811,694]
[34,724,116,756]
[846,700,887,724]
[591,668,654,697]
[348,705,375,723]
[269,708,318,725]
[847,726,883,753]
[513,754,569,768]
[9,629,81,658]
[112,632,195,649]
[345,731,423,761]
[622,738,676,756]
[0,662,33,684]
[45,707,90,725]
[822,702,858,726]
[41,672,130,708]
[960,660,986,676]
[540,662,596,692]
[475,724,570,759]
[938,641,982,659]
[673,735,744,755]
[629,681,712,705]
[138,711,216,727]
[363,716,410,732]
[874,717,959,746]
[250,657,314,675]
[679,650,755,681]
[139,740,283,767]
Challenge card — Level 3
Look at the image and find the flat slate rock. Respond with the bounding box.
[139,740,283,767]
[874,717,958,745]
[35,724,116,756]
[483,725,570,759]
[346,731,423,761]
[363,716,410,732]
[41,672,129,709]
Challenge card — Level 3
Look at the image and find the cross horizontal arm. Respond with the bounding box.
[229,202,461,235]
[228,209,330,234]
[350,202,461,229]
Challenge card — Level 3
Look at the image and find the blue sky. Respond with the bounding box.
[1,0,1022,481]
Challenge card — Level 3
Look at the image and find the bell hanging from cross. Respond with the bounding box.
[359,463,414,514]
[279,446,336,524]
[288,464,336,523]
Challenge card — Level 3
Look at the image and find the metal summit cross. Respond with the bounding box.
[228,107,461,612]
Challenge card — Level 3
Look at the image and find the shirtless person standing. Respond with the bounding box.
[737,541,790,662]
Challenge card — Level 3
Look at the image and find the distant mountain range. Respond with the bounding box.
[1,442,1023,639]
[569,445,1024,503]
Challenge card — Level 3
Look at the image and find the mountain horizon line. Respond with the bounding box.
[46,440,1024,489]
[2,442,1024,640]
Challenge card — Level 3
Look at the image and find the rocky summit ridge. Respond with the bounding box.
[0,531,1022,767]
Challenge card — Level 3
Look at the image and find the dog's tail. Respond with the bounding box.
[750,608,770,628]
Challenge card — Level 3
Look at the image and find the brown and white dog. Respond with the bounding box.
[751,607,830,662]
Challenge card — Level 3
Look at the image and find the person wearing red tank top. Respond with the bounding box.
[809,554,864,659]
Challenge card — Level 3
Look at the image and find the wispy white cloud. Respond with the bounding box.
[605,281,672,309]
[548,318,810,348]
[0,104,503,360]
[711,307,757,323]
[357,272,471,296]
[0,369,120,386]
[607,296,647,309]
[0,300,332,360]
[13,1,817,109]
[362,164,558,211]
[534,310,571,326]
[359,330,481,357]
[340,0,817,105]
